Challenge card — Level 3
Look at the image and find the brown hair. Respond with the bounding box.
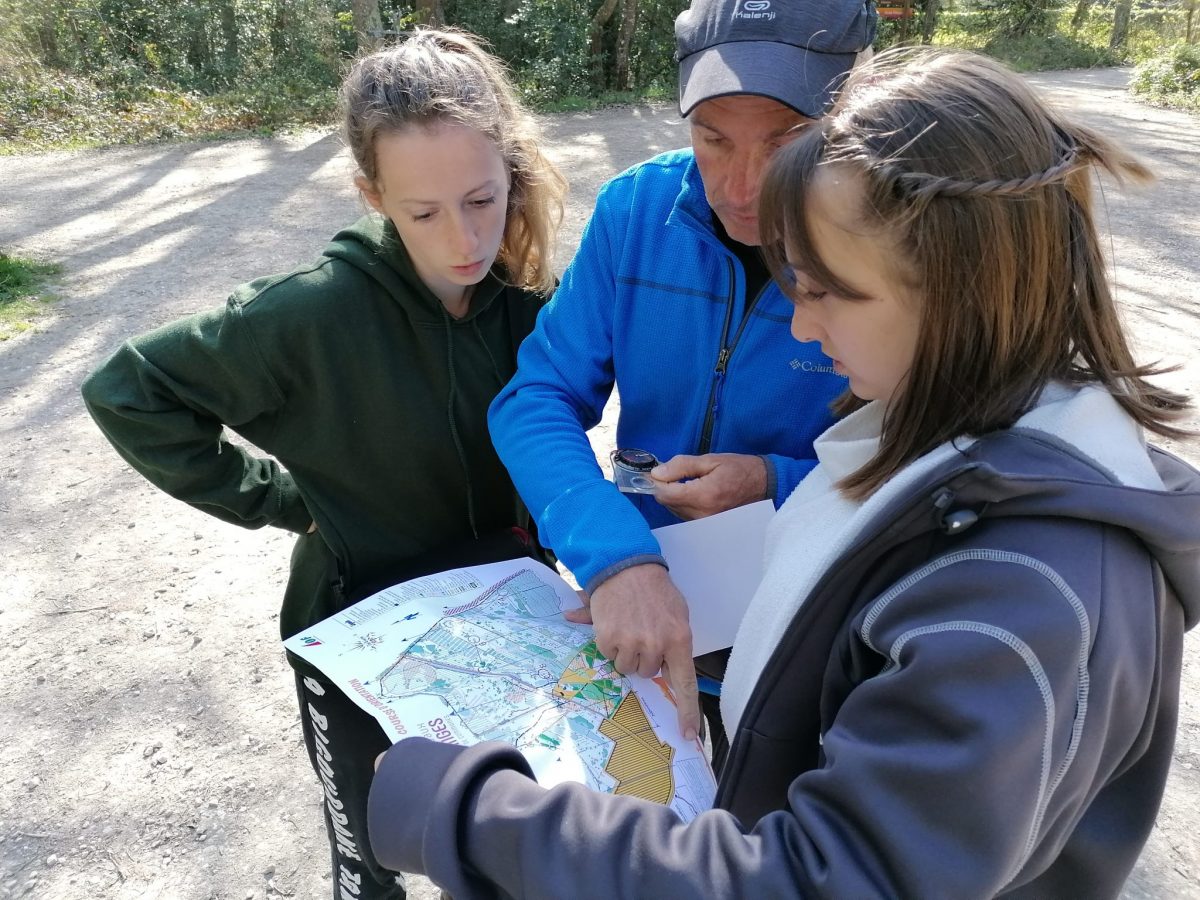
[760,47,1191,500]
[341,27,565,294]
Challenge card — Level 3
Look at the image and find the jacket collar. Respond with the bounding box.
[858,431,1200,629]
[665,151,726,250]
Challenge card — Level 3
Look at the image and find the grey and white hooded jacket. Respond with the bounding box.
[367,384,1200,899]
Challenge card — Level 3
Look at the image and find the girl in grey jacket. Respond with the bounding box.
[366,48,1199,899]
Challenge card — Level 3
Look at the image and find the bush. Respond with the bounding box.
[8,0,1192,153]
[1131,43,1200,113]
[2,0,682,151]
[0,63,188,149]
[931,7,1120,72]
[437,0,678,105]
[0,61,337,153]
[978,0,1059,39]
[984,29,1122,71]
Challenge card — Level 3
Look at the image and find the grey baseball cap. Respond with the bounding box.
[676,0,878,118]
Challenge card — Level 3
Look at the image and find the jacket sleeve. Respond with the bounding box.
[81,298,312,534]
[488,187,664,593]
[762,454,818,510]
[367,554,1101,899]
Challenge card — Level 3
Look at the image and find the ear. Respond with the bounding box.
[355,175,385,216]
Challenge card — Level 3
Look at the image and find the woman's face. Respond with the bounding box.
[358,123,509,313]
[785,167,922,407]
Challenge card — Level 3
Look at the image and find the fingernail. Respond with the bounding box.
[683,728,697,742]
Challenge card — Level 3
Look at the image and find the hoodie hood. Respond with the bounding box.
[936,383,1200,630]
[317,213,523,542]
[322,213,506,325]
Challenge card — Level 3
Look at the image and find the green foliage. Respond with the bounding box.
[984,28,1121,71]
[433,0,680,104]
[932,6,1121,71]
[4,0,346,91]
[1,0,345,151]
[3,0,1195,153]
[0,253,59,304]
[2,0,684,151]
[448,0,596,103]
[1131,42,1200,113]
[1070,2,1197,64]
[977,0,1059,38]
[0,61,337,152]
[0,252,62,340]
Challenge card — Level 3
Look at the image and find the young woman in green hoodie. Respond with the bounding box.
[82,28,566,900]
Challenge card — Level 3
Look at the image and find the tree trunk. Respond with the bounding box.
[351,0,384,52]
[36,3,62,67]
[614,0,638,91]
[64,10,90,68]
[219,0,239,70]
[184,9,212,75]
[1109,0,1132,50]
[413,0,445,27]
[1187,1,1196,43]
[589,0,620,90]
[921,0,941,44]
[270,0,288,59]
[1070,0,1095,33]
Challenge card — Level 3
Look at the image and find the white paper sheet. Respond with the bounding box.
[652,499,773,656]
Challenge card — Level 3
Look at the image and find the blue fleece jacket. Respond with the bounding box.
[489,149,847,592]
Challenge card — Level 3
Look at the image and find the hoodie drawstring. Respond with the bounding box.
[472,317,507,390]
[442,307,479,540]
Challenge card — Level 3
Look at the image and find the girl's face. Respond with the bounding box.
[358,123,509,313]
[786,168,922,407]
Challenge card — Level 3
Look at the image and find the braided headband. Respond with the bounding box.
[894,145,1085,199]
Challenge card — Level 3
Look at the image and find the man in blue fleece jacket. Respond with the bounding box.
[489,0,877,743]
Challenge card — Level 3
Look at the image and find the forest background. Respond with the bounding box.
[1,0,1198,156]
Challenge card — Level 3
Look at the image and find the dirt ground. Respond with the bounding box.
[1,67,1197,899]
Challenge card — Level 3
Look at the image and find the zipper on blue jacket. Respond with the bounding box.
[698,257,766,454]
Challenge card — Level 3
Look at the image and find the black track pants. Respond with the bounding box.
[295,672,407,900]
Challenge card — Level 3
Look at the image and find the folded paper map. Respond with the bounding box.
[285,557,717,821]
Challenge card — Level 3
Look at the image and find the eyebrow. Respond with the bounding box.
[395,179,501,205]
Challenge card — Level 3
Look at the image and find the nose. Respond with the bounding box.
[725,152,760,210]
[790,302,824,344]
[448,213,480,257]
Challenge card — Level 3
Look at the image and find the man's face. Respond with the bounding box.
[689,95,815,246]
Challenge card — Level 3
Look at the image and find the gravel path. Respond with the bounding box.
[1,68,1197,899]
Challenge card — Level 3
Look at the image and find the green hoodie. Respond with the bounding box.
[82,215,546,652]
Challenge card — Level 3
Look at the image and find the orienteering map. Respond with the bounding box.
[285,558,715,821]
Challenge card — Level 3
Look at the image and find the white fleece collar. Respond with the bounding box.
[720,382,1159,735]
[1016,383,1162,490]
